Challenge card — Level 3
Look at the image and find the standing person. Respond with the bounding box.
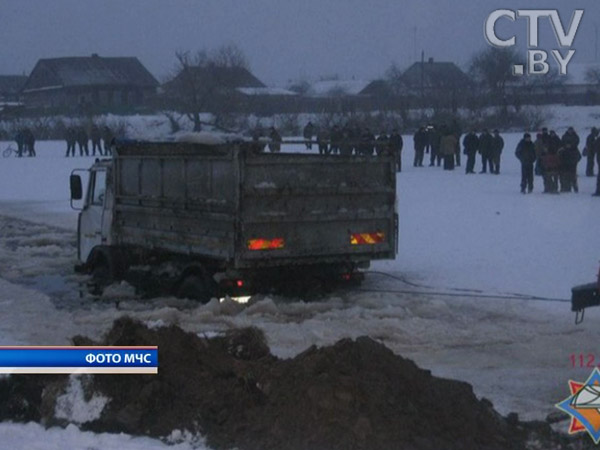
[429,125,441,166]
[316,127,329,155]
[490,129,504,174]
[329,125,342,155]
[594,142,600,196]
[76,127,89,156]
[440,127,458,170]
[375,131,389,157]
[541,147,560,193]
[23,128,35,157]
[559,144,582,192]
[548,130,561,154]
[102,126,113,156]
[462,129,479,174]
[14,129,24,157]
[562,126,580,150]
[90,124,103,156]
[451,119,462,167]
[533,132,547,176]
[268,127,282,153]
[339,124,353,156]
[388,128,403,172]
[65,127,76,157]
[413,126,427,167]
[584,127,598,177]
[515,133,536,193]
[303,121,314,150]
[359,128,375,156]
[424,124,433,155]
[478,129,493,173]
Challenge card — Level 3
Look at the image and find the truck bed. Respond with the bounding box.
[113,141,397,269]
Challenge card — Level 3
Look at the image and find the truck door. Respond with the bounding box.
[79,169,106,263]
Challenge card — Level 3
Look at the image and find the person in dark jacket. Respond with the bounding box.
[463,130,479,174]
[451,119,462,167]
[65,127,77,157]
[268,127,282,153]
[440,127,458,170]
[316,127,329,155]
[303,121,314,150]
[558,145,582,192]
[428,125,441,166]
[413,126,427,167]
[562,127,580,150]
[14,129,24,157]
[594,138,600,196]
[375,131,389,157]
[76,127,89,156]
[548,130,562,154]
[515,133,536,193]
[90,124,103,156]
[339,125,353,156]
[388,129,403,172]
[329,125,342,155]
[584,127,598,177]
[23,128,35,157]
[102,126,113,155]
[478,129,493,173]
[490,129,504,174]
[359,128,375,156]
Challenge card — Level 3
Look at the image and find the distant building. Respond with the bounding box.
[402,58,471,95]
[0,75,27,103]
[21,54,159,111]
[164,65,265,94]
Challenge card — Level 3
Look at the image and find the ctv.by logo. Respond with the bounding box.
[484,9,584,76]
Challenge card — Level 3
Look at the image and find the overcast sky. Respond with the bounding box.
[1,0,599,85]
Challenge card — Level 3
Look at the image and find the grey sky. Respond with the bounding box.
[1,0,599,85]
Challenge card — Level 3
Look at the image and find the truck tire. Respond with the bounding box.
[176,274,214,303]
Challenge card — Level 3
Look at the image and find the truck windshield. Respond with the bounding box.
[90,170,106,205]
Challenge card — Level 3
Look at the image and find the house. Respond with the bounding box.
[21,54,159,110]
[402,58,471,95]
[0,75,27,103]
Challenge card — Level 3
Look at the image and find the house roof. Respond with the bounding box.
[308,79,371,96]
[402,60,471,88]
[22,55,159,92]
[167,66,265,90]
[0,75,27,95]
[359,79,407,96]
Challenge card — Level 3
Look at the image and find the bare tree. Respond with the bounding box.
[585,67,600,85]
[469,47,524,103]
[164,44,250,131]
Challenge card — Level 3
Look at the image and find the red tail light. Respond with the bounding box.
[236,280,244,288]
[350,232,385,245]
[247,238,285,250]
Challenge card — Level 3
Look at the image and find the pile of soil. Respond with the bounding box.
[0,318,586,449]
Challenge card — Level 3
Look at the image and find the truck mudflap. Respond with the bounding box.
[572,283,600,324]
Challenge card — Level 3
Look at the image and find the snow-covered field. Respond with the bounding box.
[0,125,599,447]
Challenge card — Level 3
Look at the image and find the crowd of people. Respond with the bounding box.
[13,128,36,157]
[65,124,113,157]
[295,121,600,196]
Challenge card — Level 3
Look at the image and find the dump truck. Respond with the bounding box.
[69,135,398,301]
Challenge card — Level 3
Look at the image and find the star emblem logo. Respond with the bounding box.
[556,368,600,444]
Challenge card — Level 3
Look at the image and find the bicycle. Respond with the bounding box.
[2,145,19,158]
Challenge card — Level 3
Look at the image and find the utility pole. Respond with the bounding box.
[413,27,417,62]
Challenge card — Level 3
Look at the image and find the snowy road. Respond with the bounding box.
[0,135,599,446]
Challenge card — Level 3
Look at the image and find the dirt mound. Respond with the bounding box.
[0,318,585,449]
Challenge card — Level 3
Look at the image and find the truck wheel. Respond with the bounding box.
[176,274,213,303]
[90,259,112,295]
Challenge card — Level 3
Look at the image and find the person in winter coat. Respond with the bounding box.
[429,125,442,166]
[303,122,315,150]
[548,130,562,154]
[490,130,504,174]
[515,133,536,193]
[562,127,580,150]
[102,126,113,155]
[388,129,403,172]
[375,131,389,157]
[329,125,342,155]
[359,128,375,156]
[533,132,547,176]
[463,130,479,174]
[23,128,35,157]
[339,125,353,156]
[14,129,24,157]
[584,127,598,177]
[413,126,427,167]
[90,125,103,156]
[541,147,560,193]
[65,127,77,157]
[440,127,458,170]
[478,129,493,173]
[451,119,462,167]
[76,127,89,156]
[558,144,582,192]
[268,127,282,153]
[316,127,329,155]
